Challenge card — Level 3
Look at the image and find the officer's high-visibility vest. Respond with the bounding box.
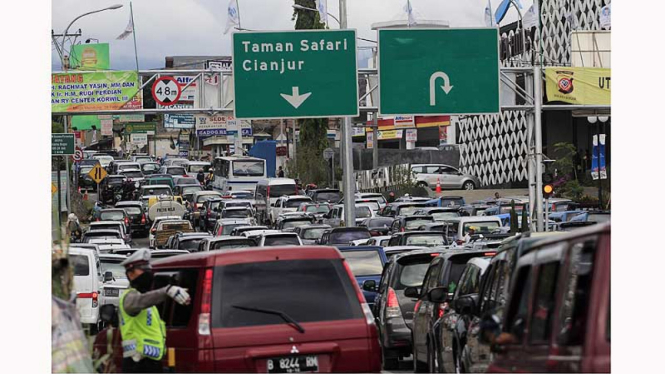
[118,288,166,361]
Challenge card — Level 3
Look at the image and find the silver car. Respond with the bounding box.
[410,163,481,190]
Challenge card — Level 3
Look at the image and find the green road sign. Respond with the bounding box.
[125,122,157,134]
[52,133,75,155]
[233,30,359,119]
[378,28,500,116]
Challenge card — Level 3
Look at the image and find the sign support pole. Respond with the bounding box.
[339,0,356,227]
[64,116,71,215]
[57,159,63,241]
[534,0,544,232]
[372,114,379,170]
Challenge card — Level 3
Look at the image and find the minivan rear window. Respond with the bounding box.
[395,258,432,289]
[71,255,90,276]
[330,230,370,244]
[263,235,300,246]
[342,251,384,277]
[212,259,363,328]
[269,184,297,197]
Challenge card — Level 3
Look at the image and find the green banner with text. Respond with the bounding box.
[51,71,142,112]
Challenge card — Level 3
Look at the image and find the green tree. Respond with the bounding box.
[290,0,330,184]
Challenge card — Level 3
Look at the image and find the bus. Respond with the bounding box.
[212,155,266,193]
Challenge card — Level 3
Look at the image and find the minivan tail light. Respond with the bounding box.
[199,268,213,336]
[141,214,146,224]
[92,292,99,308]
[386,287,401,319]
[124,217,129,226]
[414,300,422,313]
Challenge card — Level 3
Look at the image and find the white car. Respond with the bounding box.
[322,203,375,228]
[99,254,130,308]
[92,155,114,168]
[269,195,313,226]
[255,232,303,247]
[69,246,103,332]
[88,221,131,244]
[355,193,388,211]
[410,163,481,190]
[365,235,392,247]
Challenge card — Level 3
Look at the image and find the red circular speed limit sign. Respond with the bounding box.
[152,76,181,106]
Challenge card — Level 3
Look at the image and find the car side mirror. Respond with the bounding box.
[103,271,114,282]
[454,294,478,315]
[404,286,420,298]
[362,280,378,292]
[427,286,449,303]
[100,304,118,327]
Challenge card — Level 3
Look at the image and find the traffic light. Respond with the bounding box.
[543,183,554,199]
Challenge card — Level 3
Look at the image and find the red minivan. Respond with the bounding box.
[95,246,382,372]
[481,222,610,373]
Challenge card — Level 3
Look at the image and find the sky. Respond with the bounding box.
[51,0,531,71]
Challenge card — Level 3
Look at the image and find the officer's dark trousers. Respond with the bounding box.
[122,357,162,373]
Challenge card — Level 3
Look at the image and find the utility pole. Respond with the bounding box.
[339,0,356,227]
[372,114,379,170]
[533,0,544,231]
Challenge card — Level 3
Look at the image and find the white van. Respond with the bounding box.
[69,247,103,332]
[445,216,503,244]
[254,178,299,225]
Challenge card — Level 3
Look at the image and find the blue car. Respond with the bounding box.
[569,210,611,223]
[336,246,387,311]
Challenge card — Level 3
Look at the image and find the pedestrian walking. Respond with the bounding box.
[277,166,285,178]
[118,249,191,373]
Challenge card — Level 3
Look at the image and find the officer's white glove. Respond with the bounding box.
[166,285,191,305]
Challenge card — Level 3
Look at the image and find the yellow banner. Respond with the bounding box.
[545,67,610,105]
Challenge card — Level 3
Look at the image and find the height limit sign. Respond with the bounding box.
[152,76,182,106]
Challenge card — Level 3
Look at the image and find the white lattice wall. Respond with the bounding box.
[457,0,610,187]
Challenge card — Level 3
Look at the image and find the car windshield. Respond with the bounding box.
[282,220,310,229]
[122,171,143,179]
[269,184,296,197]
[182,186,202,195]
[396,261,431,289]
[500,205,526,214]
[211,259,363,328]
[80,166,93,174]
[431,212,460,220]
[405,218,433,229]
[263,235,300,246]
[356,201,380,211]
[305,204,330,213]
[107,178,125,186]
[223,209,251,218]
[70,255,89,276]
[90,224,120,232]
[167,167,186,175]
[330,230,370,244]
[118,164,139,171]
[176,178,197,185]
[225,201,251,208]
[188,164,209,173]
[197,194,220,203]
[169,160,188,167]
[100,211,124,221]
[441,198,465,207]
[302,228,327,240]
[100,261,127,279]
[462,221,501,234]
[355,206,372,218]
[142,164,159,171]
[232,160,265,176]
[397,206,420,216]
[315,191,341,202]
[121,207,142,215]
[366,218,393,228]
[286,199,309,208]
[405,234,446,247]
[179,239,205,251]
[231,192,253,199]
[360,195,386,204]
[588,214,610,223]
[147,187,172,196]
[221,223,245,236]
[342,251,384,276]
[212,239,254,250]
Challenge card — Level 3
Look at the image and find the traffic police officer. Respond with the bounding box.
[119,249,190,373]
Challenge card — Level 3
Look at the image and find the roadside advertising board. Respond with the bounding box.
[51,71,143,112]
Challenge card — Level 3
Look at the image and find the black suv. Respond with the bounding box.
[410,249,497,372]
[368,249,446,370]
[307,188,342,203]
[387,231,448,248]
[115,201,148,237]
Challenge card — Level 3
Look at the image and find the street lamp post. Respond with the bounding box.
[56,4,123,218]
[59,4,123,69]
